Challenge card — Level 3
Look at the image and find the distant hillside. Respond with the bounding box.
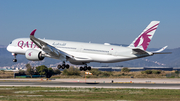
[146,47,180,67]
[0,46,179,67]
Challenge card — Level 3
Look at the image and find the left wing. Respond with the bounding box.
[30,29,74,60]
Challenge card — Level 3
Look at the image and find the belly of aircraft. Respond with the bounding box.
[66,51,137,63]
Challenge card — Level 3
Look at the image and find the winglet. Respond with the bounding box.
[30,29,37,36]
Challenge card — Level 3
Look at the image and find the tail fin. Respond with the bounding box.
[129,21,160,51]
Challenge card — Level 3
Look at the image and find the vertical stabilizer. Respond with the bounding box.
[129,21,160,51]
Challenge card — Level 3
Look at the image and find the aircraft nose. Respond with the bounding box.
[6,44,11,52]
[7,41,13,52]
[6,44,14,52]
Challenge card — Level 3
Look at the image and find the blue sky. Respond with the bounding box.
[1,0,180,49]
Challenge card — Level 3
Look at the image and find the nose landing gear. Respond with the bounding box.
[12,53,17,62]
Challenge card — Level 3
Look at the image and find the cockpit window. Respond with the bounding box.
[10,42,12,44]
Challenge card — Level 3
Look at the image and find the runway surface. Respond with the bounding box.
[1,78,180,83]
[0,81,180,89]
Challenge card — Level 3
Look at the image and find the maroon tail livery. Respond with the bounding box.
[129,21,160,51]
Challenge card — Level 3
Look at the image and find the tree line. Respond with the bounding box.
[18,65,174,78]
[18,63,61,78]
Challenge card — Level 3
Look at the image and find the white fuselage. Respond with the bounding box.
[7,38,151,65]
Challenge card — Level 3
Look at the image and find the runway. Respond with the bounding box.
[0,81,180,89]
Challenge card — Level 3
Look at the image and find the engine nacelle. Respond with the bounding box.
[25,49,44,61]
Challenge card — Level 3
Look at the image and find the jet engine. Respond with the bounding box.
[25,49,44,61]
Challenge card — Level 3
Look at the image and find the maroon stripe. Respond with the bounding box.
[146,23,159,32]
[143,28,157,35]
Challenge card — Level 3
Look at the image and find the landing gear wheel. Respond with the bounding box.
[87,66,91,70]
[84,66,87,71]
[66,64,69,69]
[62,64,65,69]
[57,65,62,69]
[80,67,83,71]
[13,59,17,62]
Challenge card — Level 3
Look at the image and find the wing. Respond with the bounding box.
[30,29,74,60]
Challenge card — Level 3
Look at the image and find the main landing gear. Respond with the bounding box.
[12,53,17,62]
[57,62,91,71]
[80,64,91,71]
[57,61,70,69]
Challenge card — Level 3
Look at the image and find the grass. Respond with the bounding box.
[0,86,180,101]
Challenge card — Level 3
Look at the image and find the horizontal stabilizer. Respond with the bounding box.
[132,49,149,55]
[153,52,172,54]
[152,46,172,54]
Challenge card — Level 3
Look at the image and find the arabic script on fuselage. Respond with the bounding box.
[52,42,66,46]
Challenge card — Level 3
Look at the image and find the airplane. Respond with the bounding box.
[7,21,170,71]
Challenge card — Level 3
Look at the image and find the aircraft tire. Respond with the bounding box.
[84,66,87,71]
[57,65,62,69]
[87,66,91,70]
[66,64,69,69]
[13,59,17,62]
[80,67,83,71]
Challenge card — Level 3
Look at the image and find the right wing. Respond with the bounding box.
[30,29,74,60]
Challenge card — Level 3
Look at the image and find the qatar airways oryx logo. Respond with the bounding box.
[134,23,159,50]
[28,52,33,56]
[18,41,39,49]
